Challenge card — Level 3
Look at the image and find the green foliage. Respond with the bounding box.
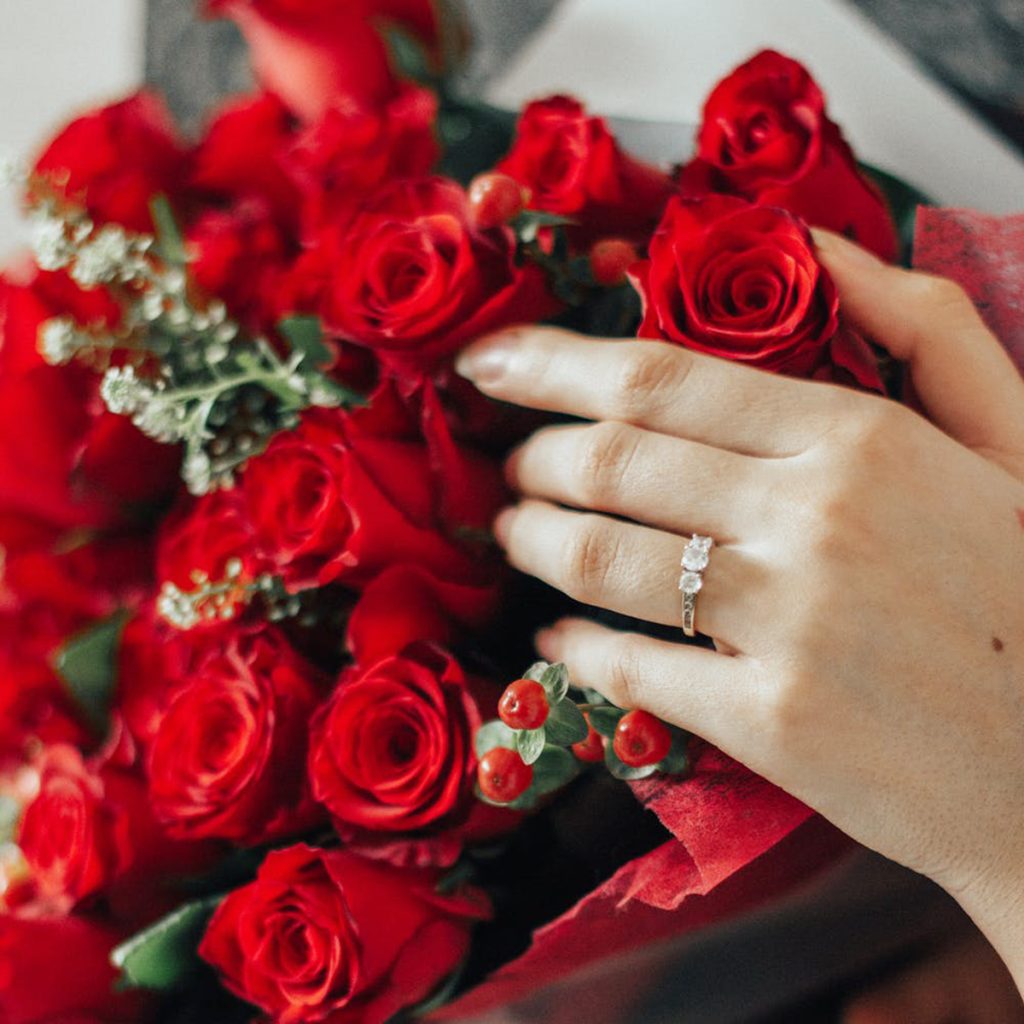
[515,726,546,765]
[543,699,588,747]
[278,315,331,370]
[473,719,516,758]
[53,611,128,735]
[149,194,187,265]
[112,896,221,992]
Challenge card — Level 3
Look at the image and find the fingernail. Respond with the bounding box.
[492,505,518,546]
[810,227,880,268]
[454,331,522,385]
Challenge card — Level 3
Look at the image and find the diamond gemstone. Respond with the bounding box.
[681,544,710,572]
[678,571,704,595]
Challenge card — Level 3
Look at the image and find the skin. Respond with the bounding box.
[454,228,1024,1005]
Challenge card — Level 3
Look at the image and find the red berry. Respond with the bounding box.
[589,238,640,287]
[478,747,533,803]
[571,715,605,763]
[468,172,528,229]
[613,710,672,767]
[498,679,549,730]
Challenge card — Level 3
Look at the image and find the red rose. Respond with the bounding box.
[315,177,557,373]
[680,50,898,261]
[17,746,124,906]
[498,95,674,242]
[156,487,259,597]
[632,195,846,377]
[0,269,179,528]
[199,844,489,1024]
[287,84,439,236]
[33,92,188,233]
[187,199,296,331]
[0,913,144,1023]
[240,405,504,619]
[206,1,398,122]
[191,92,302,229]
[17,744,211,916]
[308,645,496,865]
[146,626,324,844]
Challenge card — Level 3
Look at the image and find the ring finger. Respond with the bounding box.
[495,499,763,646]
[506,421,769,541]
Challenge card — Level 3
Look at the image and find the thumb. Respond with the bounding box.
[812,228,1024,474]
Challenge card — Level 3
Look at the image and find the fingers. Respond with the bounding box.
[506,421,768,539]
[495,499,758,644]
[813,229,1024,469]
[455,326,846,457]
[535,616,757,746]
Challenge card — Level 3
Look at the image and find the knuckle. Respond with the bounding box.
[606,636,645,709]
[576,422,641,504]
[610,344,690,419]
[904,271,971,313]
[562,517,618,601]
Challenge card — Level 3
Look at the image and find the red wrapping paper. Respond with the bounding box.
[436,206,1024,1020]
[914,208,1024,371]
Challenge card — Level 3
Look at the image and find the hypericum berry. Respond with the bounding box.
[478,747,533,803]
[468,173,528,230]
[498,679,550,730]
[571,715,605,763]
[613,710,672,767]
[589,238,640,287]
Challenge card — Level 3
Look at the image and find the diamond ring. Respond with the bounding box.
[678,534,713,638]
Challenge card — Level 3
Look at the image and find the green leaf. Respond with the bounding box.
[587,705,624,739]
[516,726,546,766]
[278,315,330,370]
[530,745,578,796]
[605,743,658,782]
[473,719,516,759]
[523,660,549,682]
[149,194,187,265]
[112,896,221,992]
[53,611,128,735]
[543,699,588,747]
[539,662,570,703]
[657,732,691,776]
[436,97,517,185]
[859,162,932,263]
[513,210,577,245]
[381,25,434,85]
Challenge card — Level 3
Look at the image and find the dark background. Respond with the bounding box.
[146,0,1024,151]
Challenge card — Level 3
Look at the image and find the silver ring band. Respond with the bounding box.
[678,534,713,638]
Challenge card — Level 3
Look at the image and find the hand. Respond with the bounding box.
[455,231,1024,985]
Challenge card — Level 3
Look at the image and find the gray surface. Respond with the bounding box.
[146,0,1024,149]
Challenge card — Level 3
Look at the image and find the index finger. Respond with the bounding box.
[455,327,852,457]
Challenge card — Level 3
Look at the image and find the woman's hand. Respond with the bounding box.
[455,230,1024,984]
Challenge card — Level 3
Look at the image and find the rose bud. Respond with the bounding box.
[199,844,490,1024]
[498,95,674,243]
[679,49,898,261]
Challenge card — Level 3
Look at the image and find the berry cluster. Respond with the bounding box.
[476,662,689,806]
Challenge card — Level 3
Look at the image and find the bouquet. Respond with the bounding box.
[0,2,923,1021]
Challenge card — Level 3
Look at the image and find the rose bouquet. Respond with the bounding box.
[0,2,920,1022]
